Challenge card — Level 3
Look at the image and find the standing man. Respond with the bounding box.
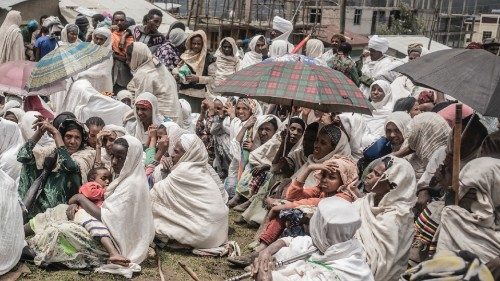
[111,11,134,93]
[321,33,346,68]
[75,14,89,42]
[131,9,165,53]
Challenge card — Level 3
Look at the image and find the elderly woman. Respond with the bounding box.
[92,27,111,47]
[17,117,95,217]
[253,196,374,281]
[173,30,215,113]
[393,96,421,118]
[355,156,417,281]
[209,37,241,93]
[124,92,165,145]
[59,24,80,46]
[240,35,267,70]
[151,134,229,249]
[27,136,154,277]
[0,10,25,63]
[126,42,181,121]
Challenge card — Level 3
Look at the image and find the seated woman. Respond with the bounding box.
[393,96,421,118]
[150,134,229,249]
[26,136,155,277]
[252,196,374,281]
[230,114,282,210]
[0,117,23,180]
[124,92,165,146]
[355,156,417,281]
[3,107,25,123]
[93,124,128,169]
[85,116,105,149]
[17,117,94,217]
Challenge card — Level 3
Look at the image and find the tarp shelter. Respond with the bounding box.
[59,0,178,34]
[378,35,451,58]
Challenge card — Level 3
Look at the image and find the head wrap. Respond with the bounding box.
[385,111,412,138]
[289,116,306,131]
[129,42,153,71]
[75,14,89,28]
[102,124,127,138]
[58,118,87,150]
[168,28,187,47]
[4,108,25,122]
[135,99,153,110]
[370,80,393,110]
[237,98,259,115]
[309,196,361,253]
[269,40,290,58]
[272,16,293,41]
[368,35,389,54]
[417,90,435,104]
[407,112,451,164]
[480,131,500,159]
[93,27,112,47]
[178,99,193,130]
[407,43,423,54]
[306,39,324,58]
[213,96,228,105]
[117,90,134,102]
[181,30,208,76]
[321,155,359,200]
[27,20,38,30]
[179,133,198,151]
[240,35,266,69]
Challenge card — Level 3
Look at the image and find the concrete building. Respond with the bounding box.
[464,13,500,44]
[0,0,59,24]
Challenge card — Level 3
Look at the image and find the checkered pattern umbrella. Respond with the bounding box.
[214,59,372,115]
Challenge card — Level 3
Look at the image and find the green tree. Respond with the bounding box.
[379,3,424,35]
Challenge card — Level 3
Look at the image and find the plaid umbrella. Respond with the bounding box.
[26,42,111,92]
[394,49,500,117]
[0,61,65,96]
[214,59,372,115]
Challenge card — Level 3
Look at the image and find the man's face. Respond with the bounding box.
[147,14,162,33]
[113,14,126,31]
[331,37,341,50]
[221,40,233,56]
[270,29,283,40]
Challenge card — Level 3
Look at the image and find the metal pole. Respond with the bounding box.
[340,0,346,34]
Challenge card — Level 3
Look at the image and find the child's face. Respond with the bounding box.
[94,169,112,188]
[318,171,343,194]
[364,162,387,192]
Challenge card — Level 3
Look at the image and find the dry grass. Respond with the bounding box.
[20,211,257,281]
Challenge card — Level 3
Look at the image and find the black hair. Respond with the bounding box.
[289,117,306,131]
[393,97,417,113]
[381,156,394,170]
[92,14,105,22]
[58,119,87,150]
[265,118,279,131]
[158,124,167,131]
[113,137,129,149]
[40,15,48,23]
[85,116,105,128]
[40,26,49,34]
[53,111,76,129]
[318,124,342,148]
[148,9,163,18]
[142,14,150,25]
[87,166,109,181]
[113,11,126,20]
[338,42,352,54]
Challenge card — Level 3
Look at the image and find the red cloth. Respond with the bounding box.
[23,96,54,120]
[135,99,152,109]
[79,181,105,207]
[417,91,435,104]
[436,103,474,127]
[259,218,286,245]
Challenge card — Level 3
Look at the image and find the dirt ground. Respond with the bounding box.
[18,210,257,281]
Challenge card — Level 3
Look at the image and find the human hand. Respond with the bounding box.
[264,197,277,209]
[66,203,79,220]
[244,116,257,129]
[97,131,112,147]
[148,124,159,139]
[242,140,253,151]
[252,250,275,281]
[414,190,431,215]
[225,101,235,118]
[308,162,338,174]
[160,156,174,171]
[201,99,213,112]
[300,107,312,118]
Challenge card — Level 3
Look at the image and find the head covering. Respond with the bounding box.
[0,10,23,64]
[178,99,193,130]
[289,116,306,131]
[310,196,361,253]
[213,37,240,87]
[79,181,105,206]
[93,27,112,47]
[385,111,412,138]
[58,118,87,150]
[480,131,500,159]
[27,19,38,30]
[306,39,324,58]
[322,155,359,200]
[237,98,261,115]
[213,96,228,105]
[435,102,474,127]
[269,40,290,58]
[161,121,187,156]
[4,107,25,122]
[136,99,153,109]
[417,90,435,104]
[168,28,187,47]
[102,124,127,138]
[42,16,64,35]
[272,16,293,42]
[0,10,21,35]
[116,90,134,103]
[180,30,208,76]
[370,80,393,110]
[75,14,89,28]
[60,24,79,43]
[130,92,163,143]
[240,35,266,69]
[368,35,389,54]
[179,133,198,152]
[407,43,423,54]
[129,42,154,71]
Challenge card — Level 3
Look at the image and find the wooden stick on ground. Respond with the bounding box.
[178,261,201,281]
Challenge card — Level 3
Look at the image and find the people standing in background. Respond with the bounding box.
[21,20,38,61]
[75,14,89,42]
[34,16,63,61]
[321,33,346,68]
[111,11,134,93]
[131,9,165,53]
[270,16,294,51]
[331,42,360,86]
[86,13,106,42]
[239,35,267,70]
[155,28,187,71]
[0,10,25,64]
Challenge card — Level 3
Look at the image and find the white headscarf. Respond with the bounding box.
[213,37,240,87]
[306,39,324,58]
[178,98,193,131]
[355,156,416,281]
[384,111,412,138]
[168,28,187,47]
[0,118,22,180]
[129,92,164,143]
[240,35,266,70]
[0,10,24,64]
[368,35,389,54]
[60,24,79,44]
[272,16,293,42]
[370,80,393,111]
[269,40,291,58]
[116,90,134,105]
[129,42,153,72]
[93,27,112,48]
[4,107,25,123]
[0,170,24,275]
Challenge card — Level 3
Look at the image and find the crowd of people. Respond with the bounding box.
[1,7,500,281]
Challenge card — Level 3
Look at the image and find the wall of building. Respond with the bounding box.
[0,0,59,24]
[470,14,500,42]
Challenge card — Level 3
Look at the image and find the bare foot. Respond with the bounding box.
[109,254,130,267]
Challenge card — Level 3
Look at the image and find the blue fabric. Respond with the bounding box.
[363,137,392,161]
[35,36,57,59]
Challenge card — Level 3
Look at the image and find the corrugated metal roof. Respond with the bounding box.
[379,35,451,56]
[0,0,30,10]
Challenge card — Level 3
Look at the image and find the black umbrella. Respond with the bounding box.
[394,49,500,117]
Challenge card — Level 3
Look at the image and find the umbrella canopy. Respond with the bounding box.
[214,59,372,115]
[0,61,66,96]
[26,42,111,92]
[394,49,500,117]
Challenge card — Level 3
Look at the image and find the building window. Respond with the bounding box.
[309,8,322,24]
[378,11,386,23]
[483,31,492,40]
[354,9,362,25]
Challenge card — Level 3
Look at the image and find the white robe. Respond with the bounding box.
[360,55,403,98]
[0,118,22,180]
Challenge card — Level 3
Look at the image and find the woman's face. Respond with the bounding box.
[136,104,153,124]
[385,122,404,149]
[255,38,266,54]
[364,162,388,193]
[93,34,107,45]
[4,112,18,123]
[288,123,304,145]
[258,122,277,144]
[64,129,82,154]
[221,40,233,56]
[121,98,132,107]
[104,131,118,155]
[157,127,167,138]
[318,170,343,194]
[236,102,252,122]
[370,84,385,103]
[87,124,103,148]
[409,101,421,118]
[171,142,186,165]
[408,51,421,61]
[111,143,128,174]
[67,31,78,43]
[313,133,335,159]
[214,100,225,117]
[190,36,203,53]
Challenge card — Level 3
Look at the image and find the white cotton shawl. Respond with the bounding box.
[0,170,24,275]
[213,37,240,87]
[269,40,292,58]
[0,118,22,180]
[98,135,155,276]
[272,16,293,42]
[338,113,364,161]
[52,79,130,126]
[248,115,283,166]
[384,111,412,138]
[360,55,403,99]
[436,157,500,263]
[150,135,229,248]
[367,35,389,54]
[306,39,324,58]
[0,11,24,64]
[240,35,265,70]
[125,92,164,144]
[354,157,416,281]
[178,99,193,131]
[19,111,54,147]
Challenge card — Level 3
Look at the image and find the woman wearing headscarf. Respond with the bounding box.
[116,89,134,107]
[0,117,23,180]
[17,117,95,217]
[209,37,241,93]
[269,40,291,58]
[355,156,417,281]
[92,27,112,47]
[173,30,215,113]
[93,124,128,169]
[179,98,194,132]
[3,107,25,123]
[0,170,24,275]
[58,24,80,46]
[126,42,181,122]
[305,39,327,66]
[209,96,231,178]
[151,134,229,249]
[27,136,154,277]
[0,10,24,63]
[253,197,374,281]
[124,92,164,145]
[155,28,187,71]
[240,35,267,70]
